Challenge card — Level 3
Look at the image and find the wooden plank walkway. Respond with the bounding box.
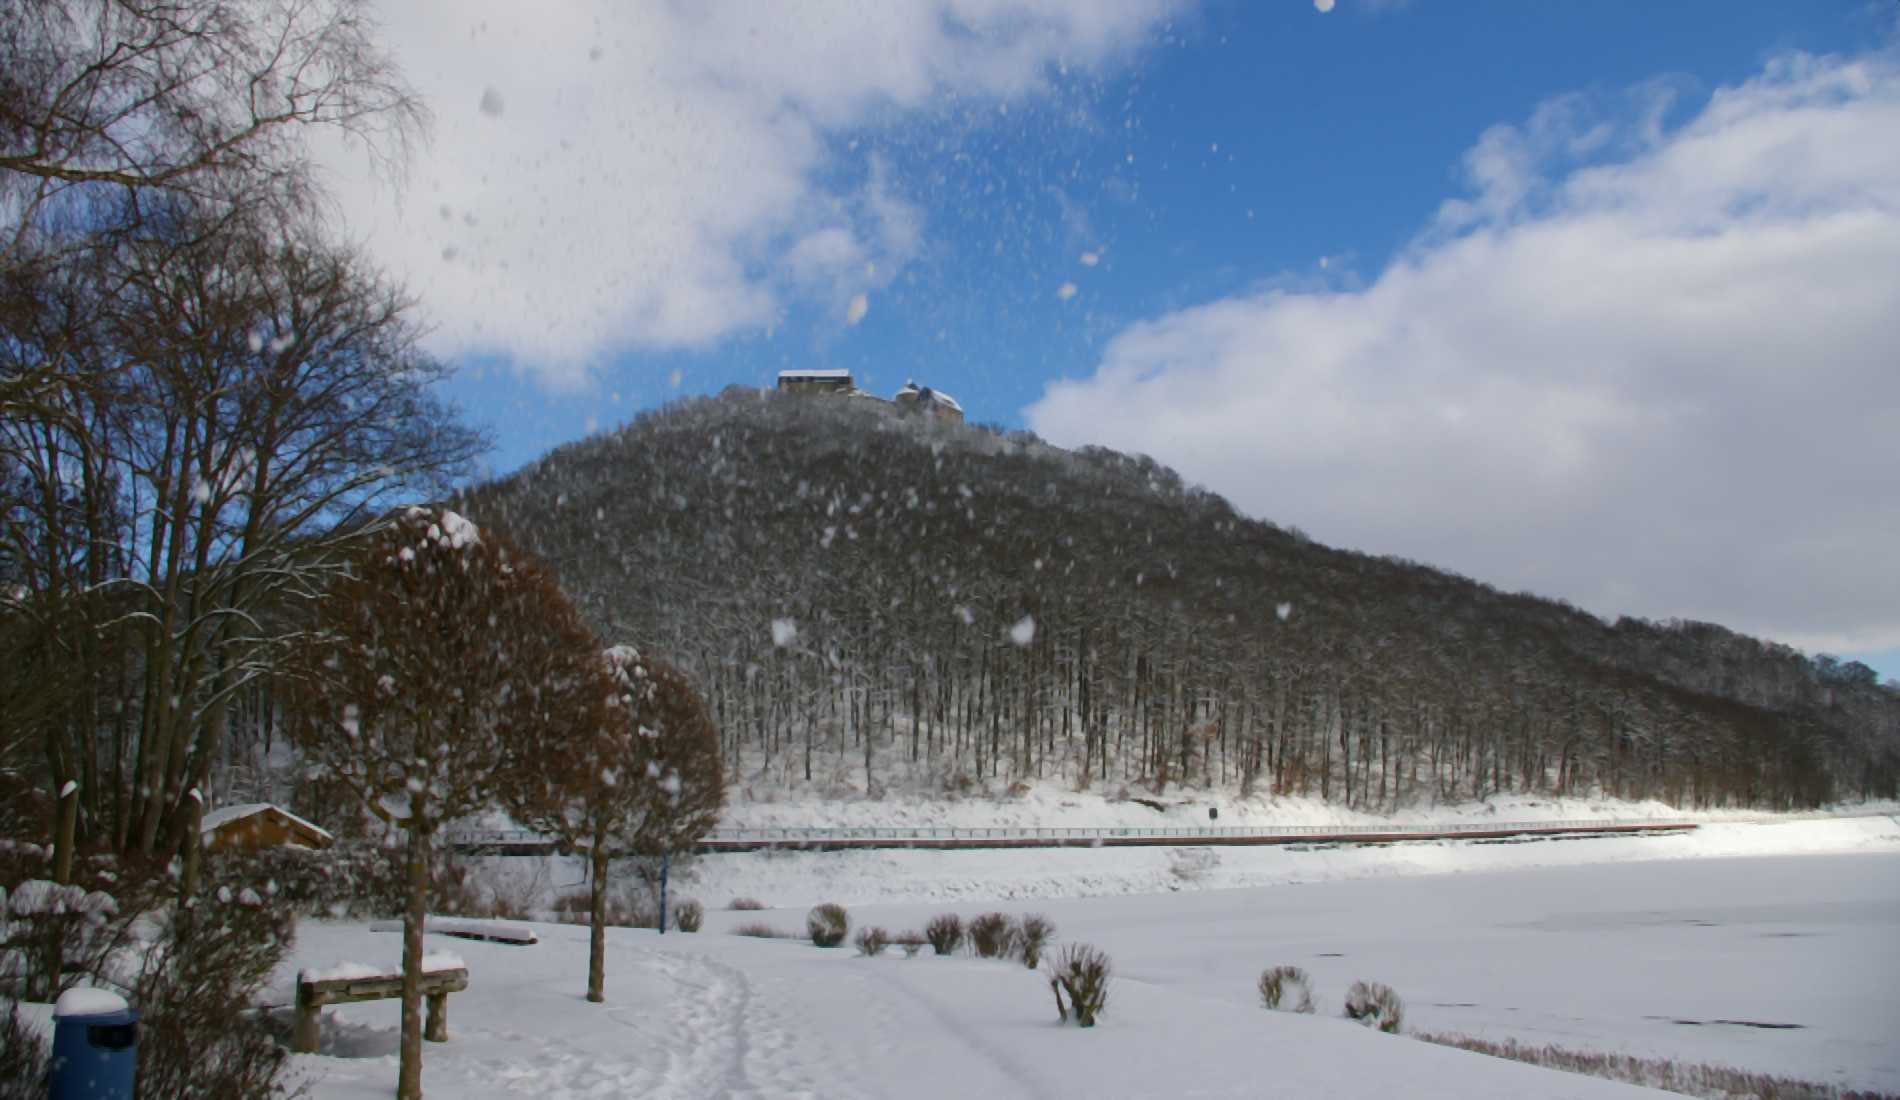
[448,819,1698,855]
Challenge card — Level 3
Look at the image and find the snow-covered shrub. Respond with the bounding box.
[969,912,1016,958]
[1344,980,1404,1033]
[728,896,767,910]
[924,913,964,955]
[2,855,297,1097]
[733,922,792,939]
[1168,846,1218,883]
[1048,943,1112,1028]
[477,868,546,920]
[673,899,704,932]
[1015,914,1055,969]
[854,926,890,957]
[807,903,849,947]
[551,888,654,930]
[0,875,132,1002]
[132,888,298,1099]
[894,932,927,957]
[1258,966,1316,1013]
[204,840,467,920]
[0,1002,49,1100]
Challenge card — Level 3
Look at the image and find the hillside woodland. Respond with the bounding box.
[455,389,1900,812]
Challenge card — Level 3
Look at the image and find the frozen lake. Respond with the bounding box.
[828,852,1900,1093]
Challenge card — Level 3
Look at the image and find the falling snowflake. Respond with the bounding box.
[771,618,798,647]
[1009,614,1036,647]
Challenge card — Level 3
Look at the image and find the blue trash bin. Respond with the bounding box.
[49,988,139,1100]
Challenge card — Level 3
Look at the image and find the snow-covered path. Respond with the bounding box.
[287,844,1900,1098]
[292,921,1676,1100]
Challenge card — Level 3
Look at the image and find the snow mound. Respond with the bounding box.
[55,987,128,1017]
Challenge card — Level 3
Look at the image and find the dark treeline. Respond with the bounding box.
[462,390,1900,811]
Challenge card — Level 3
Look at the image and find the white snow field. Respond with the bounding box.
[286,816,1900,1099]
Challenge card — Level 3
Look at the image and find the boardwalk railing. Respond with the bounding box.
[446,817,1702,855]
[698,819,1694,843]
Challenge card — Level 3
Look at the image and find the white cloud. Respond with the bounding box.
[321,0,1182,386]
[1027,51,1900,653]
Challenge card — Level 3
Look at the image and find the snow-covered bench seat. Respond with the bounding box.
[293,957,468,1053]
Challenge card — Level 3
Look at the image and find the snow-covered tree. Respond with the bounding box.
[284,506,608,1100]
[501,646,724,1003]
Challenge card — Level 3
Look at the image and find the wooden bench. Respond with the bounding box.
[293,966,469,1054]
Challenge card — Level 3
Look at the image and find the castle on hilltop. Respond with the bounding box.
[776,369,964,424]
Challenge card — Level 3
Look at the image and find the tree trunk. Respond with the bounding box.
[179,789,204,901]
[398,825,430,1100]
[588,830,609,1003]
[53,782,78,884]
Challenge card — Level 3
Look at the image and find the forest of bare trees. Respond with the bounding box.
[461,389,1900,813]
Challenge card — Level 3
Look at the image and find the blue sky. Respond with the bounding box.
[330,1,1900,682]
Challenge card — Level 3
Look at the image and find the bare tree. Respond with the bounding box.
[1,211,484,856]
[1,0,424,264]
[501,646,724,1003]
[2,0,455,864]
[283,508,604,1100]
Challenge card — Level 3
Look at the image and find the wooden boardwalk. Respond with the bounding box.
[448,819,1698,856]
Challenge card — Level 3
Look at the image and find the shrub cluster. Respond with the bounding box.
[1015,914,1055,969]
[132,896,298,1098]
[672,898,705,932]
[0,1004,49,1100]
[1048,943,1112,1027]
[1344,980,1404,1034]
[551,888,655,930]
[912,911,1054,965]
[2,877,131,1002]
[924,913,964,955]
[807,902,850,947]
[0,854,299,1098]
[1258,965,1316,1013]
[201,841,473,920]
[728,896,767,911]
[893,932,927,957]
[854,926,890,957]
[968,912,1016,958]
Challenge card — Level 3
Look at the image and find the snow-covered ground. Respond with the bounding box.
[285,814,1900,1099]
[710,787,1799,833]
[487,812,1900,910]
